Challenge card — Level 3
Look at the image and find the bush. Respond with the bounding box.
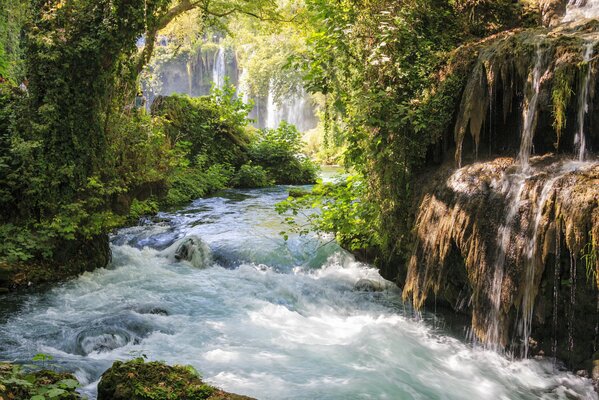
[276,174,380,251]
[232,163,273,188]
[248,122,319,185]
[163,152,234,206]
[151,84,252,168]
[0,362,81,400]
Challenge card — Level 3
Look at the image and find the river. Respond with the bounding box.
[0,175,596,399]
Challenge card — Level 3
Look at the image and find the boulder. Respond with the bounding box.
[171,235,212,268]
[97,358,255,400]
[354,278,394,292]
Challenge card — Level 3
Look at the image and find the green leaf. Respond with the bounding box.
[46,387,66,398]
[57,378,79,389]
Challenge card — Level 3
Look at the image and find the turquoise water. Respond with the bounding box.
[0,185,596,399]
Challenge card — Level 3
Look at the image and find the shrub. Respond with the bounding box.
[232,163,273,188]
[248,122,319,185]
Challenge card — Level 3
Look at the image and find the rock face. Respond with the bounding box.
[405,157,598,368]
[540,0,568,27]
[97,358,255,400]
[401,2,599,373]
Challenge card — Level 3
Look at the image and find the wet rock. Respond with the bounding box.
[404,156,599,369]
[97,358,255,400]
[540,0,568,27]
[172,235,212,268]
[354,278,394,292]
[136,305,170,316]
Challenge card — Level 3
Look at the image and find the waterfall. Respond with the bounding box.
[518,46,546,171]
[212,46,226,89]
[265,82,317,132]
[237,68,250,104]
[574,42,595,161]
[266,83,278,129]
[518,161,588,358]
[563,0,599,22]
[486,173,526,349]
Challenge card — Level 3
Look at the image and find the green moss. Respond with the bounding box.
[97,358,254,400]
[552,66,575,145]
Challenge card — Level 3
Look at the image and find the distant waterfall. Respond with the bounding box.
[237,68,250,104]
[212,47,226,89]
[265,83,317,132]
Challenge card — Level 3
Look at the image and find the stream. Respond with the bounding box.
[0,173,597,399]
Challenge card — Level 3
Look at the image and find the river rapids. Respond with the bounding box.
[0,178,596,399]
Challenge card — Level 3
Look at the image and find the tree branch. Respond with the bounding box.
[134,0,291,76]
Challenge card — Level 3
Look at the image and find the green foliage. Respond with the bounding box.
[276,174,380,251]
[151,86,251,167]
[249,122,319,185]
[297,0,465,260]
[552,66,575,144]
[0,362,81,400]
[128,199,160,222]
[0,0,27,81]
[164,154,234,207]
[232,162,273,188]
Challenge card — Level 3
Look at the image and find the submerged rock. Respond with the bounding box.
[169,235,212,268]
[354,278,395,292]
[97,358,255,400]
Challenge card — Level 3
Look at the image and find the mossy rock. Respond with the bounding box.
[0,363,81,399]
[288,188,311,198]
[97,358,255,400]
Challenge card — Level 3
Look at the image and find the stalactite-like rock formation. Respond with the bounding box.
[404,1,599,372]
[405,157,598,363]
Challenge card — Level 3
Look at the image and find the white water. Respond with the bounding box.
[563,0,599,23]
[0,185,596,399]
[212,46,226,90]
[575,42,595,161]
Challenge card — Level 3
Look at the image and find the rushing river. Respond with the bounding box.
[0,177,597,399]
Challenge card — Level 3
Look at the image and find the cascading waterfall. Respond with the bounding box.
[486,175,526,349]
[575,42,595,161]
[265,82,316,132]
[563,0,599,22]
[237,68,250,104]
[486,46,547,348]
[266,82,278,129]
[212,46,226,89]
